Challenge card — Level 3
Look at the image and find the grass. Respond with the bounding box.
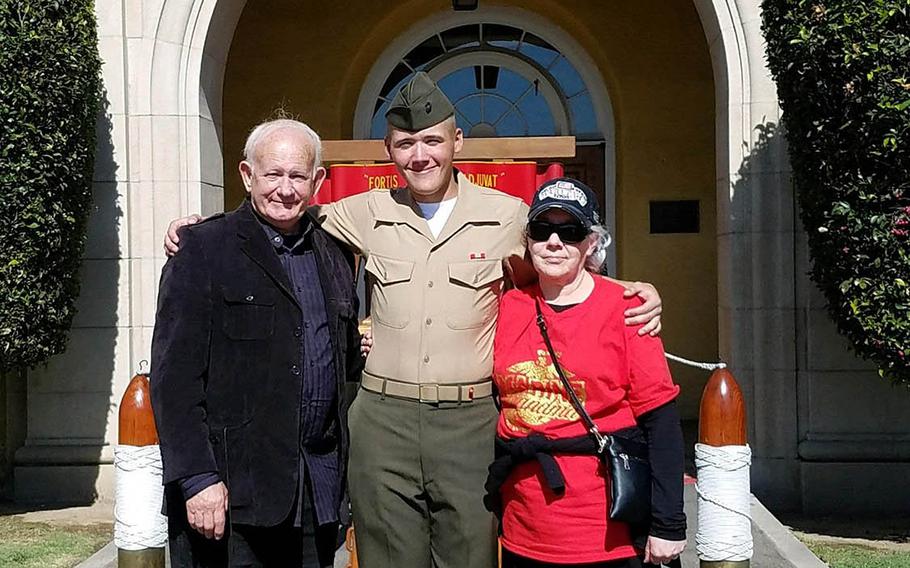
[803,541,910,568]
[0,515,111,568]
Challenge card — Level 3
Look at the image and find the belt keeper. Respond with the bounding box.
[380,378,387,400]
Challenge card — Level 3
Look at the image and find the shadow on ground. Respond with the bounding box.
[778,513,910,543]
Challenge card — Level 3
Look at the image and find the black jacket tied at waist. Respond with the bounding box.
[483,433,600,515]
[483,427,645,517]
[484,404,689,550]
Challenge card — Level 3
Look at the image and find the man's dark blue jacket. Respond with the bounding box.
[151,200,363,527]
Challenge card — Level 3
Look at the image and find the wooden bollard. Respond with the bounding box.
[698,368,750,568]
[698,368,746,448]
[345,526,359,568]
[344,317,372,568]
[116,371,166,568]
[120,373,159,446]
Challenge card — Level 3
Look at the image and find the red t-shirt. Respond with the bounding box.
[493,276,680,563]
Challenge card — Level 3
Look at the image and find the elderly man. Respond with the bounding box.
[152,120,362,567]
[166,73,662,568]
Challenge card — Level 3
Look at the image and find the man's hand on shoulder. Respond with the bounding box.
[617,280,662,336]
[360,329,373,357]
[185,481,229,540]
[164,214,204,256]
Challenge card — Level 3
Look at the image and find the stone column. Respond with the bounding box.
[13,0,245,503]
[795,203,910,514]
[14,0,132,503]
[696,0,801,511]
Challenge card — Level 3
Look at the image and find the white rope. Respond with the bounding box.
[115,444,168,550]
[665,352,727,371]
[695,443,753,561]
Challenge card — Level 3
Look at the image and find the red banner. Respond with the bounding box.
[324,163,400,202]
[315,161,564,206]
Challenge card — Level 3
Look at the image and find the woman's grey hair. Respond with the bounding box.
[243,119,323,172]
[585,224,613,272]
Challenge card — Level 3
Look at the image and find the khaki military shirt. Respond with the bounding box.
[312,174,528,384]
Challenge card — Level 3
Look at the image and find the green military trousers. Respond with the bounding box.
[347,388,498,568]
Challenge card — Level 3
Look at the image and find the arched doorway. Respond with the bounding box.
[143,0,824,513]
[180,0,831,513]
[154,0,731,422]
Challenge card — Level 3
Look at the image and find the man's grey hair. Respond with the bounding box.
[243,119,323,172]
[585,224,613,272]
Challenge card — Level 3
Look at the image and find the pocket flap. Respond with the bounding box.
[365,255,415,284]
[448,259,503,289]
[221,287,276,306]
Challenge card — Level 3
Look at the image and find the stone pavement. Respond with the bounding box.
[72,484,824,568]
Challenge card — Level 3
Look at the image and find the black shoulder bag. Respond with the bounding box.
[534,299,652,525]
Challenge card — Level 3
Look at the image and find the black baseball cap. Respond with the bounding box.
[528,177,600,228]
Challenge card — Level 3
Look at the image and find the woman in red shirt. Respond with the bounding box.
[487,178,687,567]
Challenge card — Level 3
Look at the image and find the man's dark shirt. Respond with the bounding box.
[179,213,340,528]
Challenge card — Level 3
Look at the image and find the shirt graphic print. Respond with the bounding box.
[498,349,585,434]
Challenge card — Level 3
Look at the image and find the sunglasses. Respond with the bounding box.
[526,220,590,244]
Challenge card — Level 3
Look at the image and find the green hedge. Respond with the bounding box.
[762,1,910,383]
[0,0,102,370]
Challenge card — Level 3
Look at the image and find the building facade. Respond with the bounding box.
[3,0,909,514]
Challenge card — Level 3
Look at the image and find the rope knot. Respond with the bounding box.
[509,435,545,460]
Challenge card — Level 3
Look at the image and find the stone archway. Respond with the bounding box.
[147,0,759,301]
[127,0,794,508]
[12,0,253,503]
[157,0,761,327]
[694,0,801,509]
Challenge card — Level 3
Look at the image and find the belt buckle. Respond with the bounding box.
[419,384,439,403]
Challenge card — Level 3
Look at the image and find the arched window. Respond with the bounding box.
[368,24,599,140]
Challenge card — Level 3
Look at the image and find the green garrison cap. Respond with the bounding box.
[385,72,455,131]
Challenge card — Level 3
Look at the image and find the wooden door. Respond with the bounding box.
[559,143,606,222]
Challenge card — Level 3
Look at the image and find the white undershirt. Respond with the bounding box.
[416,197,457,238]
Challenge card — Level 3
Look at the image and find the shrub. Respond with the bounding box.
[762,0,910,384]
[762,0,910,383]
[0,0,102,370]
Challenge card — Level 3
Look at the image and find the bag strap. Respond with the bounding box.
[535,299,608,453]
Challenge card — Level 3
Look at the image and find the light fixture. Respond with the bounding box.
[452,0,478,11]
